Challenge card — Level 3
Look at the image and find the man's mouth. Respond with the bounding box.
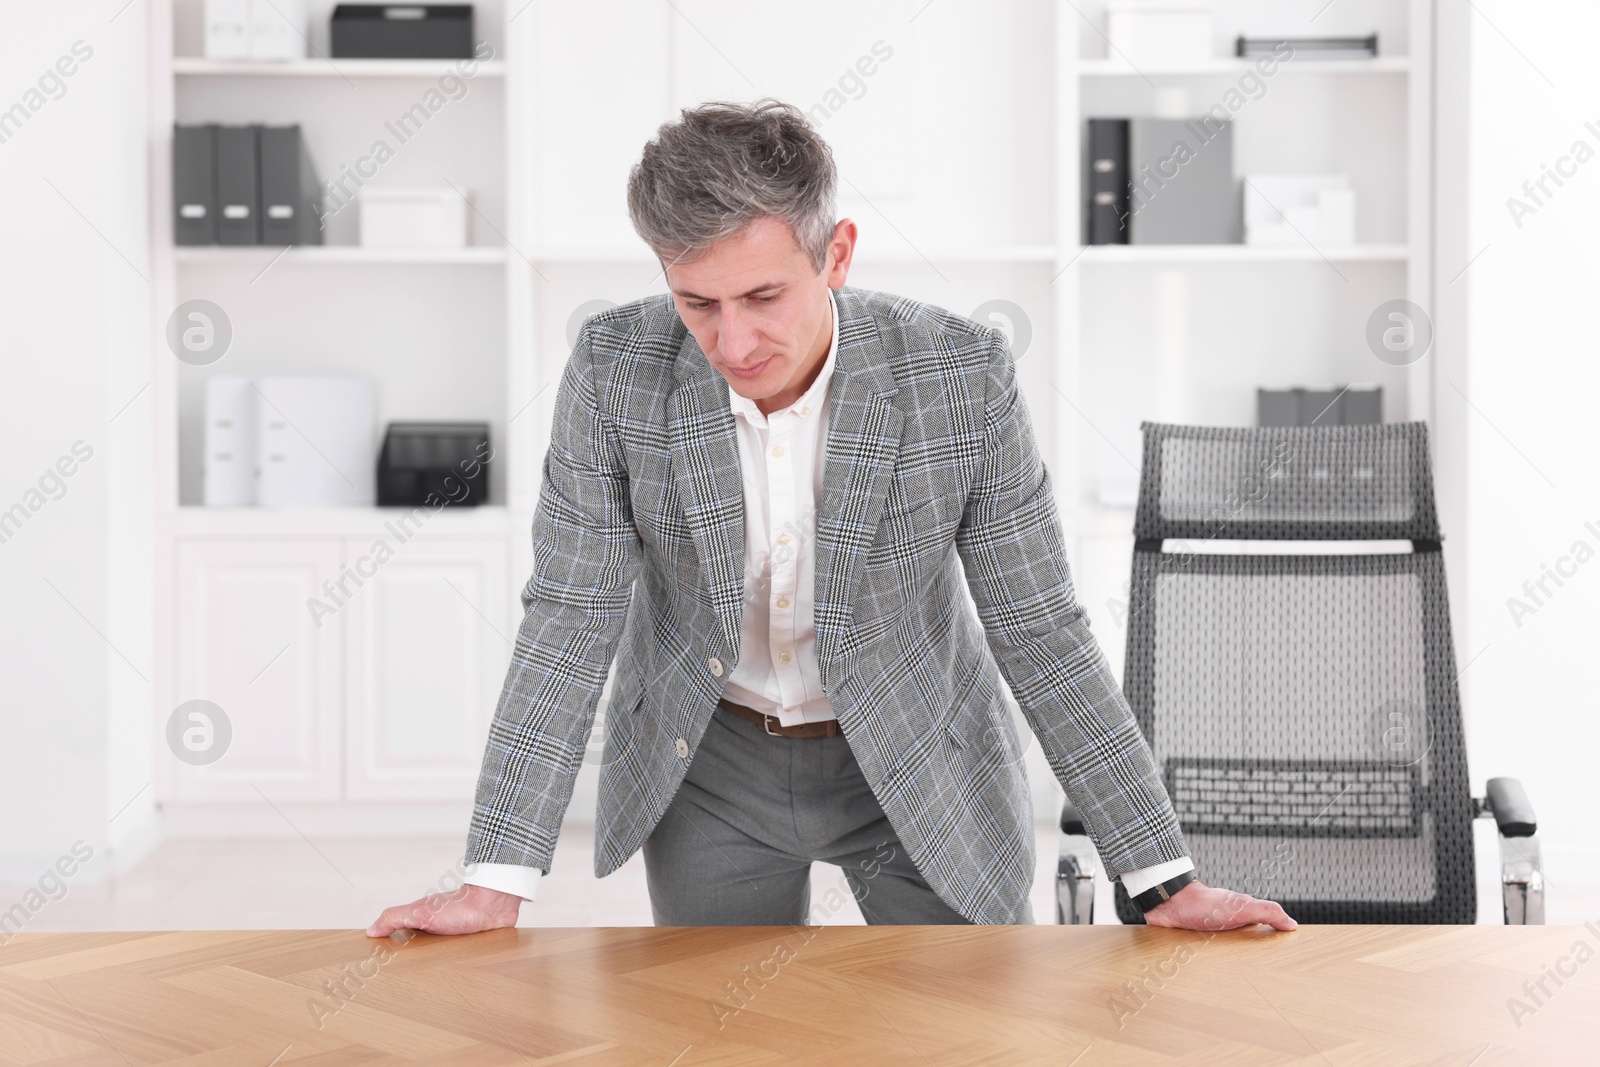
[726,356,773,380]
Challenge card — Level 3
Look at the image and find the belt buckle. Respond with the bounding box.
[763,713,781,737]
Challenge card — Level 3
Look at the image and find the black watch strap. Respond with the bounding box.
[1131,869,1198,913]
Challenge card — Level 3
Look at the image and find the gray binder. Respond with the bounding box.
[1340,385,1383,424]
[173,124,218,245]
[216,125,260,245]
[1299,387,1345,426]
[259,125,323,246]
[1257,388,1300,428]
[1257,385,1386,426]
[1128,117,1239,244]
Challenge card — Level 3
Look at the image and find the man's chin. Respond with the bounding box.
[721,366,782,400]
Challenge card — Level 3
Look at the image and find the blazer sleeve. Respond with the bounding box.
[952,332,1189,879]
[464,323,642,875]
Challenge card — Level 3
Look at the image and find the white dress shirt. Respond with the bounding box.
[464,286,1192,903]
[719,288,840,726]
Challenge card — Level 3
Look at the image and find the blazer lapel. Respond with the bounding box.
[814,287,904,677]
[667,331,746,655]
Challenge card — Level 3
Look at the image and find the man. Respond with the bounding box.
[369,99,1294,934]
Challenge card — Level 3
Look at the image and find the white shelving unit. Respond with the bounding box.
[1077,56,1412,76]
[172,57,507,77]
[172,245,511,264]
[1077,244,1410,263]
[1053,0,1434,662]
[143,0,1443,834]
[149,0,529,825]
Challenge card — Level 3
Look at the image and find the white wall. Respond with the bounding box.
[1462,2,1600,889]
[0,2,156,881]
[7,0,1595,919]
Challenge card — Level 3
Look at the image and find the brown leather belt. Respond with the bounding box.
[718,698,843,739]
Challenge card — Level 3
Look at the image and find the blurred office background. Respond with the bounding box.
[2,0,1597,928]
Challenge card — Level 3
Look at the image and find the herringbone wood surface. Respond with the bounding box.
[0,924,1591,1064]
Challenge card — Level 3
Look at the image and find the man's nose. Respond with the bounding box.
[718,307,761,365]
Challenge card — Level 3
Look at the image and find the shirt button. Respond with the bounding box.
[675,738,690,759]
[776,533,791,546]
[779,651,792,664]
[708,656,724,677]
[775,596,790,609]
[772,444,786,458]
[802,405,811,416]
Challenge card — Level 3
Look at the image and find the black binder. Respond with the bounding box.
[1087,118,1129,245]
[259,125,323,246]
[173,124,218,245]
[215,125,260,245]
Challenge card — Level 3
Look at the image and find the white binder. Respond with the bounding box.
[202,375,257,506]
[253,376,376,507]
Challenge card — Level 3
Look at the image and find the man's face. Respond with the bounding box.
[665,215,855,415]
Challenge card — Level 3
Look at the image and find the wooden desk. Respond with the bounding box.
[1,925,1593,1064]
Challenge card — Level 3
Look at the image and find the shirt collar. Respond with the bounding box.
[727,287,838,424]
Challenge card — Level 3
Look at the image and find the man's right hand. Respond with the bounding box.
[366,883,523,938]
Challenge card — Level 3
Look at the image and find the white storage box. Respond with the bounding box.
[1106,0,1213,65]
[358,187,470,248]
[204,0,308,61]
[250,0,307,60]
[203,0,251,59]
[1244,175,1356,246]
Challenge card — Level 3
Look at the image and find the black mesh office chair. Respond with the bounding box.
[1057,421,1543,925]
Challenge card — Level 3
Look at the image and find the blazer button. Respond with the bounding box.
[708,656,724,677]
[674,738,690,759]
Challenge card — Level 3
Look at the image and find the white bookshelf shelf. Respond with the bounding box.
[877,245,1060,264]
[167,505,517,538]
[1074,244,1410,264]
[526,245,1061,264]
[174,245,509,265]
[172,57,505,78]
[528,246,655,263]
[1077,56,1410,77]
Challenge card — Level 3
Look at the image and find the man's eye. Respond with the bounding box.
[690,301,712,311]
[755,294,779,303]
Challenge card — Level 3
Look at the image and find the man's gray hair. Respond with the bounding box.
[627,98,837,272]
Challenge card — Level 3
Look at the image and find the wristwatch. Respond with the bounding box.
[1130,869,1198,913]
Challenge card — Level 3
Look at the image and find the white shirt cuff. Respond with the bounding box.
[1119,857,1195,898]
[463,862,542,901]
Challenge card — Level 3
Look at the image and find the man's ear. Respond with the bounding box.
[825,218,858,288]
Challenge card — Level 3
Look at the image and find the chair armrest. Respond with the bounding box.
[1483,777,1537,838]
[1057,797,1098,925]
[1060,797,1086,835]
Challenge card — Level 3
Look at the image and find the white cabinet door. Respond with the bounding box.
[173,539,344,802]
[343,535,511,800]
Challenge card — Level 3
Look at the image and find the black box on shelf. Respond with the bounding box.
[331,5,474,59]
[1236,35,1378,61]
[377,421,490,506]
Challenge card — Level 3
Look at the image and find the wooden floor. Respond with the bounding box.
[1,924,1593,1064]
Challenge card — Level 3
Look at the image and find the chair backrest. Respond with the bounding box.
[1116,422,1474,924]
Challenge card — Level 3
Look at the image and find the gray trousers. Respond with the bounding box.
[643,704,1034,925]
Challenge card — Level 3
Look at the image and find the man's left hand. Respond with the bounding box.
[1141,879,1297,931]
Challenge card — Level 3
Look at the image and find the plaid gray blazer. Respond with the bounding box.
[465,285,1188,924]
